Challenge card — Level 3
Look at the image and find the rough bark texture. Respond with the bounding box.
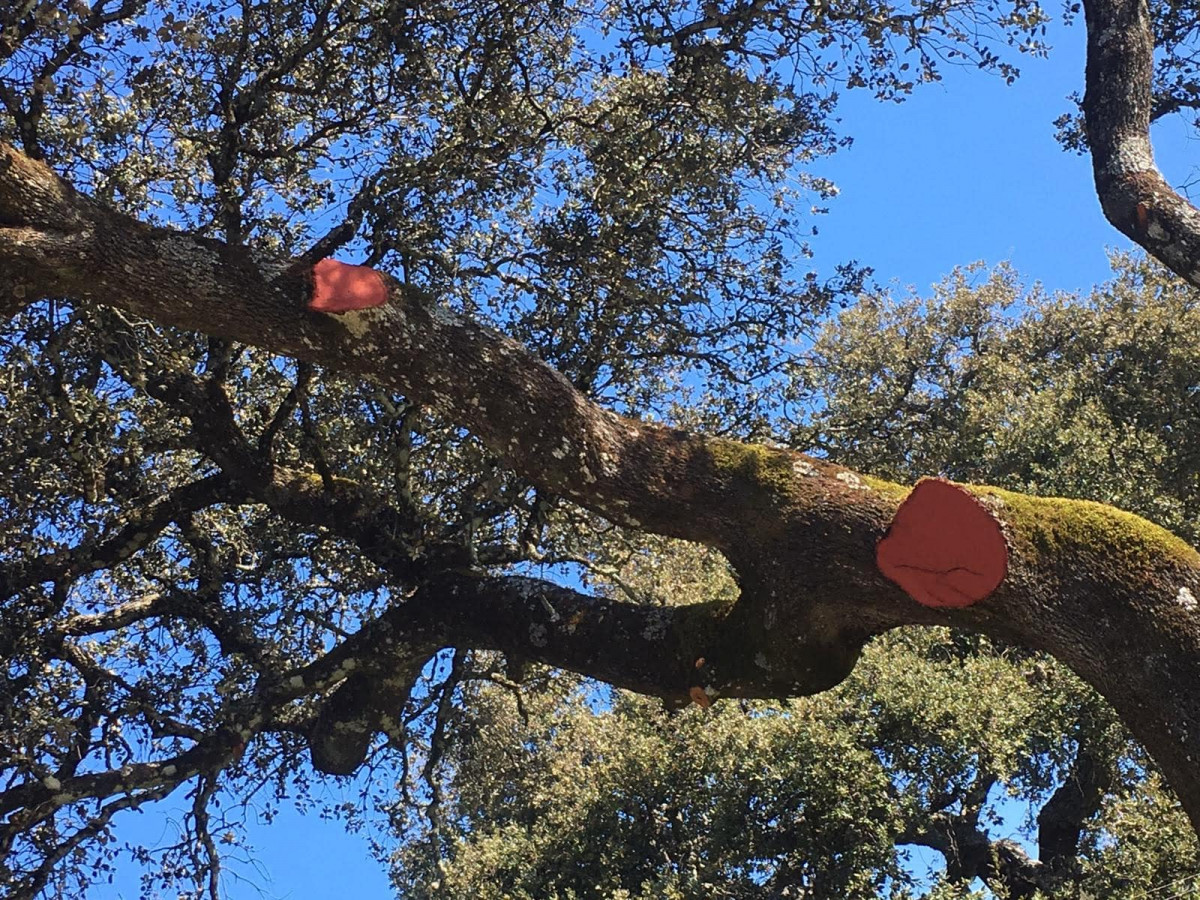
[1083,0,1200,287]
[5,142,1200,836]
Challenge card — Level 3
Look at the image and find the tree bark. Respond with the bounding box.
[5,140,1200,834]
[1083,0,1200,287]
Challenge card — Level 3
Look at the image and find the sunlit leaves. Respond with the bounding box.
[795,255,1200,544]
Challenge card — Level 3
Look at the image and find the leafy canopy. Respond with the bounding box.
[390,259,1200,899]
[4,0,1200,898]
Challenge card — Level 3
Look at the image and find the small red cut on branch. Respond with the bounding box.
[876,479,1009,608]
[307,258,389,313]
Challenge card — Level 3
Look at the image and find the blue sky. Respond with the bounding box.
[811,19,1193,296]
[90,16,1196,900]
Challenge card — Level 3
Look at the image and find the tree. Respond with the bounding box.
[397,260,1200,899]
[2,0,1200,897]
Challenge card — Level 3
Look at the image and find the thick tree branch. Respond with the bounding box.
[901,817,1048,899]
[5,142,1200,834]
[1037,742,1107,872]
[0,141,847,554]
[902,742,1107,898]
[302,569,747,773]
[1083,0,1200,286]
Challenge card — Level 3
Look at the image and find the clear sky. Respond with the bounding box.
[810,19,1193,297]
[94,16,1195,900]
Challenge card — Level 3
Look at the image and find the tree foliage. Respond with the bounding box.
[390,259,1200,899]
[4,0,1200,899]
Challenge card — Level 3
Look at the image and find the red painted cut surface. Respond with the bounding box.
[876,478,1008,609]
[308,257,389,313]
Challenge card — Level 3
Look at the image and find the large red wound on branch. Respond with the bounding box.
[307,258,389,314]
[876,479,1008,609]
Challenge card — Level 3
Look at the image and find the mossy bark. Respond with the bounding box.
[5,140,1200,832]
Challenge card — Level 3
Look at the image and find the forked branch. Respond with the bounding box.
[4,140,1200,832]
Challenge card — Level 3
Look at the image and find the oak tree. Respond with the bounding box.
[3,0,1200,896]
